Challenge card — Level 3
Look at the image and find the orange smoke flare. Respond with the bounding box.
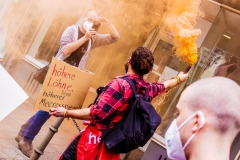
[164,0,204,65]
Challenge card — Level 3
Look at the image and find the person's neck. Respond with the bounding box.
[187,134,231,160]
[126,70,137,75]
[126,66,139,76]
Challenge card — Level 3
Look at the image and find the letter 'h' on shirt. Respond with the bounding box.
[88,132,101,144]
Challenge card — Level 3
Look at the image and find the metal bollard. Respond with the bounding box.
[30,117,65,160]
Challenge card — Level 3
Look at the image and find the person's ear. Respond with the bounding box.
[192,112,205,133]
[128,57,131,63]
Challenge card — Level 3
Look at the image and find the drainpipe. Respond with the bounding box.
[208,0,240,15]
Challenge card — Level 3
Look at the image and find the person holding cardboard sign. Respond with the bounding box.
[16,9,120,157]
[50,47,188,159]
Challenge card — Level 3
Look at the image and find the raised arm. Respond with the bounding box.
[163,71,188,89]
[91,16,120,48]
[97,16,119,38]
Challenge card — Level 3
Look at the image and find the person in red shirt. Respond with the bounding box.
[50,46,188,158]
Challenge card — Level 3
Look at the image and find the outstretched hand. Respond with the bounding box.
[178,71,188,82]
[49,107,66,117]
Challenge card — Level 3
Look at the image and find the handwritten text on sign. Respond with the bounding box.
[35,57,94,111]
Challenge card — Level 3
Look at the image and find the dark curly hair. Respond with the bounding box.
[131,47,154,75]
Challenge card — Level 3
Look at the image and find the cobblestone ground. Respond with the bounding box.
[0,98,78,160]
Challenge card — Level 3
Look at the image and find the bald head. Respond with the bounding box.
[84,9,98,18]
[180,77,240,134]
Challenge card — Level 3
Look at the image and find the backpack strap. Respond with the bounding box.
[87,86,104,108]
[123,77,149,101]
[72,86,104,132]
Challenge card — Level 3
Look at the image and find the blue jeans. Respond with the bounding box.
[19,110,51,142]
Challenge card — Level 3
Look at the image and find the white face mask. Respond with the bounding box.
[83,21,93,31]
[165,112,205,160]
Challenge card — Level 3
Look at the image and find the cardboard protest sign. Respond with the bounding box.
[0,64,28,121]
[35,57,94,111]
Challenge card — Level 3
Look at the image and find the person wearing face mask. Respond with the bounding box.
[165,77,240,160]
[55,9,120,68]
[15,9,120,158]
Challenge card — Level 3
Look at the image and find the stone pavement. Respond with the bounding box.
[0,97,79,160]
[0,97,144,160]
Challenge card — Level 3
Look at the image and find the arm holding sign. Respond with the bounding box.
[49,107,91,120]
[49,79,124,122]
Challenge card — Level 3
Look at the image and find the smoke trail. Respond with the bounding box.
[163,0,204,65]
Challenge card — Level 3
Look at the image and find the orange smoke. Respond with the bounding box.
[164,0,203,65]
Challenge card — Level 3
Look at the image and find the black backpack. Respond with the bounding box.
[103,77,162,153]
